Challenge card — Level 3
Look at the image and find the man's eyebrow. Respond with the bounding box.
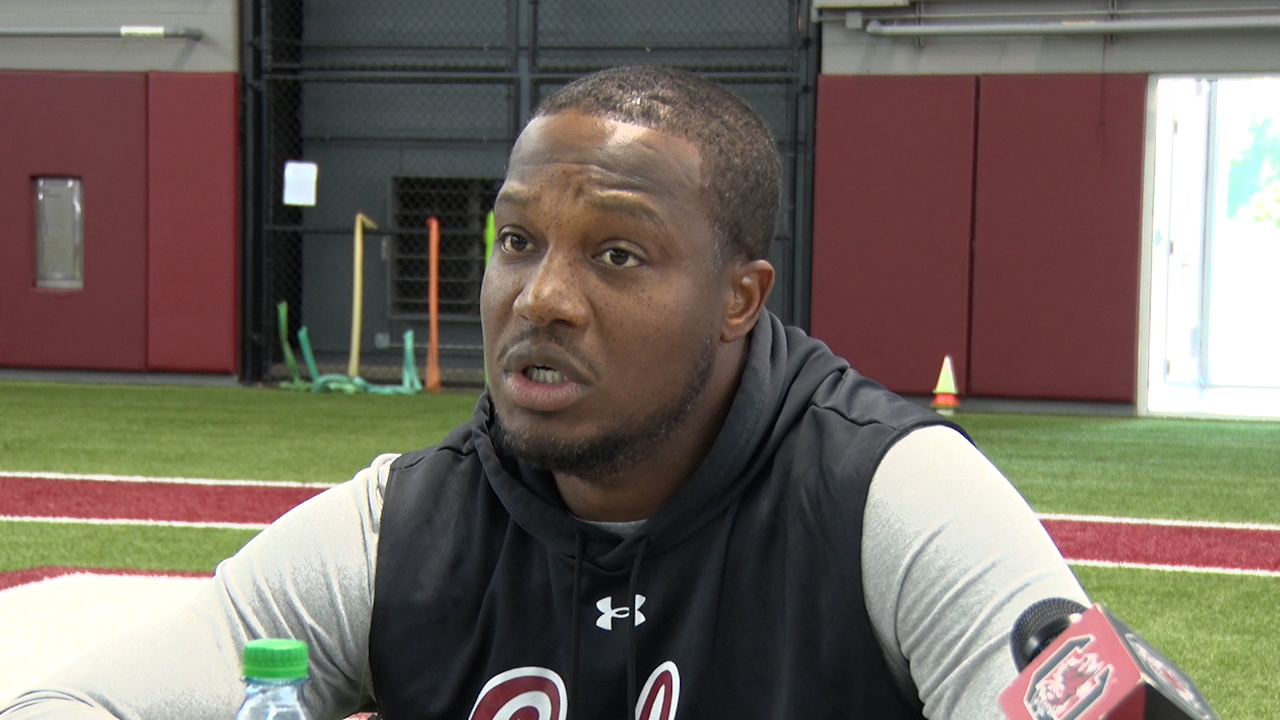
[585,192,665,227]
[495,186,531,207]
[496,185,667,228]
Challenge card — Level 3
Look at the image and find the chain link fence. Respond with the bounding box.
[242,0,816,384]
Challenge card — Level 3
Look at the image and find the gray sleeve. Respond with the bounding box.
[862,425,1089,720]
[0,454,394,720]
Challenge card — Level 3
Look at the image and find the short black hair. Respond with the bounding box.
[533,66,781,262]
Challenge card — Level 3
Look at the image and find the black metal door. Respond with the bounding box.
[240,0,817,382]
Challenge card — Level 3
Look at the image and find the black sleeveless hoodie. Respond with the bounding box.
[369,313,957,719]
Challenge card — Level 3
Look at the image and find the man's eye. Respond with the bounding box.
[601,248,641,268]
[499,233,531,253]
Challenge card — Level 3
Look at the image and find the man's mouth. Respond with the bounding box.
[497,341,593,413]
[504,359,586,412]
[523,365,567,384]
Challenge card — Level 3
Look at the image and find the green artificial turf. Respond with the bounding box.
[955,414,1280,525]
[0,382,479,483]
[0,522,260,574]
[1074,565,1279,719]
[3,383,1277,714]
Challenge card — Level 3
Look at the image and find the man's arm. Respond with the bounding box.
[0,454,394,720]
[862,425,1089,720]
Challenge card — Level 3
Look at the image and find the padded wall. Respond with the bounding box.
[147,72,240,373]
[811,75,977,395]
[969,75,1146,402]
[0,72,148,370]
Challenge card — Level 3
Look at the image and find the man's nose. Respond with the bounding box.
[512,249,589,327]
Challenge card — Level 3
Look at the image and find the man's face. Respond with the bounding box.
[481,111,728,477]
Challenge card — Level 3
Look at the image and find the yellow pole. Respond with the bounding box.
[347,212,377,378]
[426,216,442,392]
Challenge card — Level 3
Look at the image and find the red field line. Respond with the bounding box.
[0,475,327,527]
[3,474,1279,575]
[1041,517,1280,574]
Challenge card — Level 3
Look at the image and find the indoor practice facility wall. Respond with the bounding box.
[811,74,977,397]
[811,73,1146,402]
[968,74,1146,402]
[0,72,149,371]
[0,70,241,375]
[147,72,240,374]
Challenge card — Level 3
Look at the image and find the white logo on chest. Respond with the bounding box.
[596,594,646,630]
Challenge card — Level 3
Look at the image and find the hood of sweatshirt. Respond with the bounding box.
[470,311,849,572]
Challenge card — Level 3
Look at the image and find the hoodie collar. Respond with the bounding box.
[472,312,848,571]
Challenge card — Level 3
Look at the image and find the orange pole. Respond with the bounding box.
[426,216,442,392]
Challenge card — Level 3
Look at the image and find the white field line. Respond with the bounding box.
[1069,559,1280,578]
[1038,512,1280,532]
[0,470,337,489]
[0,515,267,531]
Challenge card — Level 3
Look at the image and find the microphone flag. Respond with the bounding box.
[999,603,1218,720]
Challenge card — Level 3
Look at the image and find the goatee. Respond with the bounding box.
[491,335,715,483]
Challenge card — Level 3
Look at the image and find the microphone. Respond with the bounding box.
[999,599,1219,720]
[1010,597,1088,671]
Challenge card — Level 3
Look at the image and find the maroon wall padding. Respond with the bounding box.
[968,75,1146,402]
[811,75,978,395]
[0,72,148,371]
[147,73,240,373]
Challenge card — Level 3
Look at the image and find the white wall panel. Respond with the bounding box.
[0,0,237,72]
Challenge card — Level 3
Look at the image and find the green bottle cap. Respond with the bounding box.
[242,638,309,680]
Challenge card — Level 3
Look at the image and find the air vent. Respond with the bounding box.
[390,177,500,318]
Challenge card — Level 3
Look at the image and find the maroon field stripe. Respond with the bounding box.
[6,476,1280,574]
[1042,519,1280,573]
[0,476,326,525]
[0,566,210,592]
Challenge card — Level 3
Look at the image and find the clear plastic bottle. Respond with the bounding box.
[235,638,311,720]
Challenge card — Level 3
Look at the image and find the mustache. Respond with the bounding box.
[496,326,600,377]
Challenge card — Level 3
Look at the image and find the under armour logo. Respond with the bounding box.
[596,594,646,630]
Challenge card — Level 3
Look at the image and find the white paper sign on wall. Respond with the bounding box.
[283,161,319,206]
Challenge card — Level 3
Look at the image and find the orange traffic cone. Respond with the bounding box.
[931,355,960,416]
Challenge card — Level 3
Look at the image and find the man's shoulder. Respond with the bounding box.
[763,366,971,498]
[390,419,482,473]
[806,366,957,437]
[775,320,957,438]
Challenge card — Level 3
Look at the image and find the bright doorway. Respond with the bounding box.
[1144,77,1280,418]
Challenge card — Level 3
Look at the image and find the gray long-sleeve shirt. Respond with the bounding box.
[1,425,1087,719]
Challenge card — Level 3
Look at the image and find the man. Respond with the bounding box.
[2,67,1085,719]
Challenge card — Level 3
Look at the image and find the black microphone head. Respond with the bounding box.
[1010,597,1088,671]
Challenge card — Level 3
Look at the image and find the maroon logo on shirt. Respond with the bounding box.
[1024,635,1112,720]
[467,662,680,720]
[635,661,680,720]
[468,667,567,720]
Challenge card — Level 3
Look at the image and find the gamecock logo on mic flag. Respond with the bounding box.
[635,661,680,720]
[468,667,567,720]
[1024,635,1112,720]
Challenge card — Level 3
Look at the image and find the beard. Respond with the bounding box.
[492,335,715,482]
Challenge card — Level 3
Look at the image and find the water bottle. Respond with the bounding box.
[235,638,311,720]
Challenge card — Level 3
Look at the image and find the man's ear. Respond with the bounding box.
[721,259,775,342]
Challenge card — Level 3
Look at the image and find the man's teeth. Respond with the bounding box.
[524,366,566,384]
